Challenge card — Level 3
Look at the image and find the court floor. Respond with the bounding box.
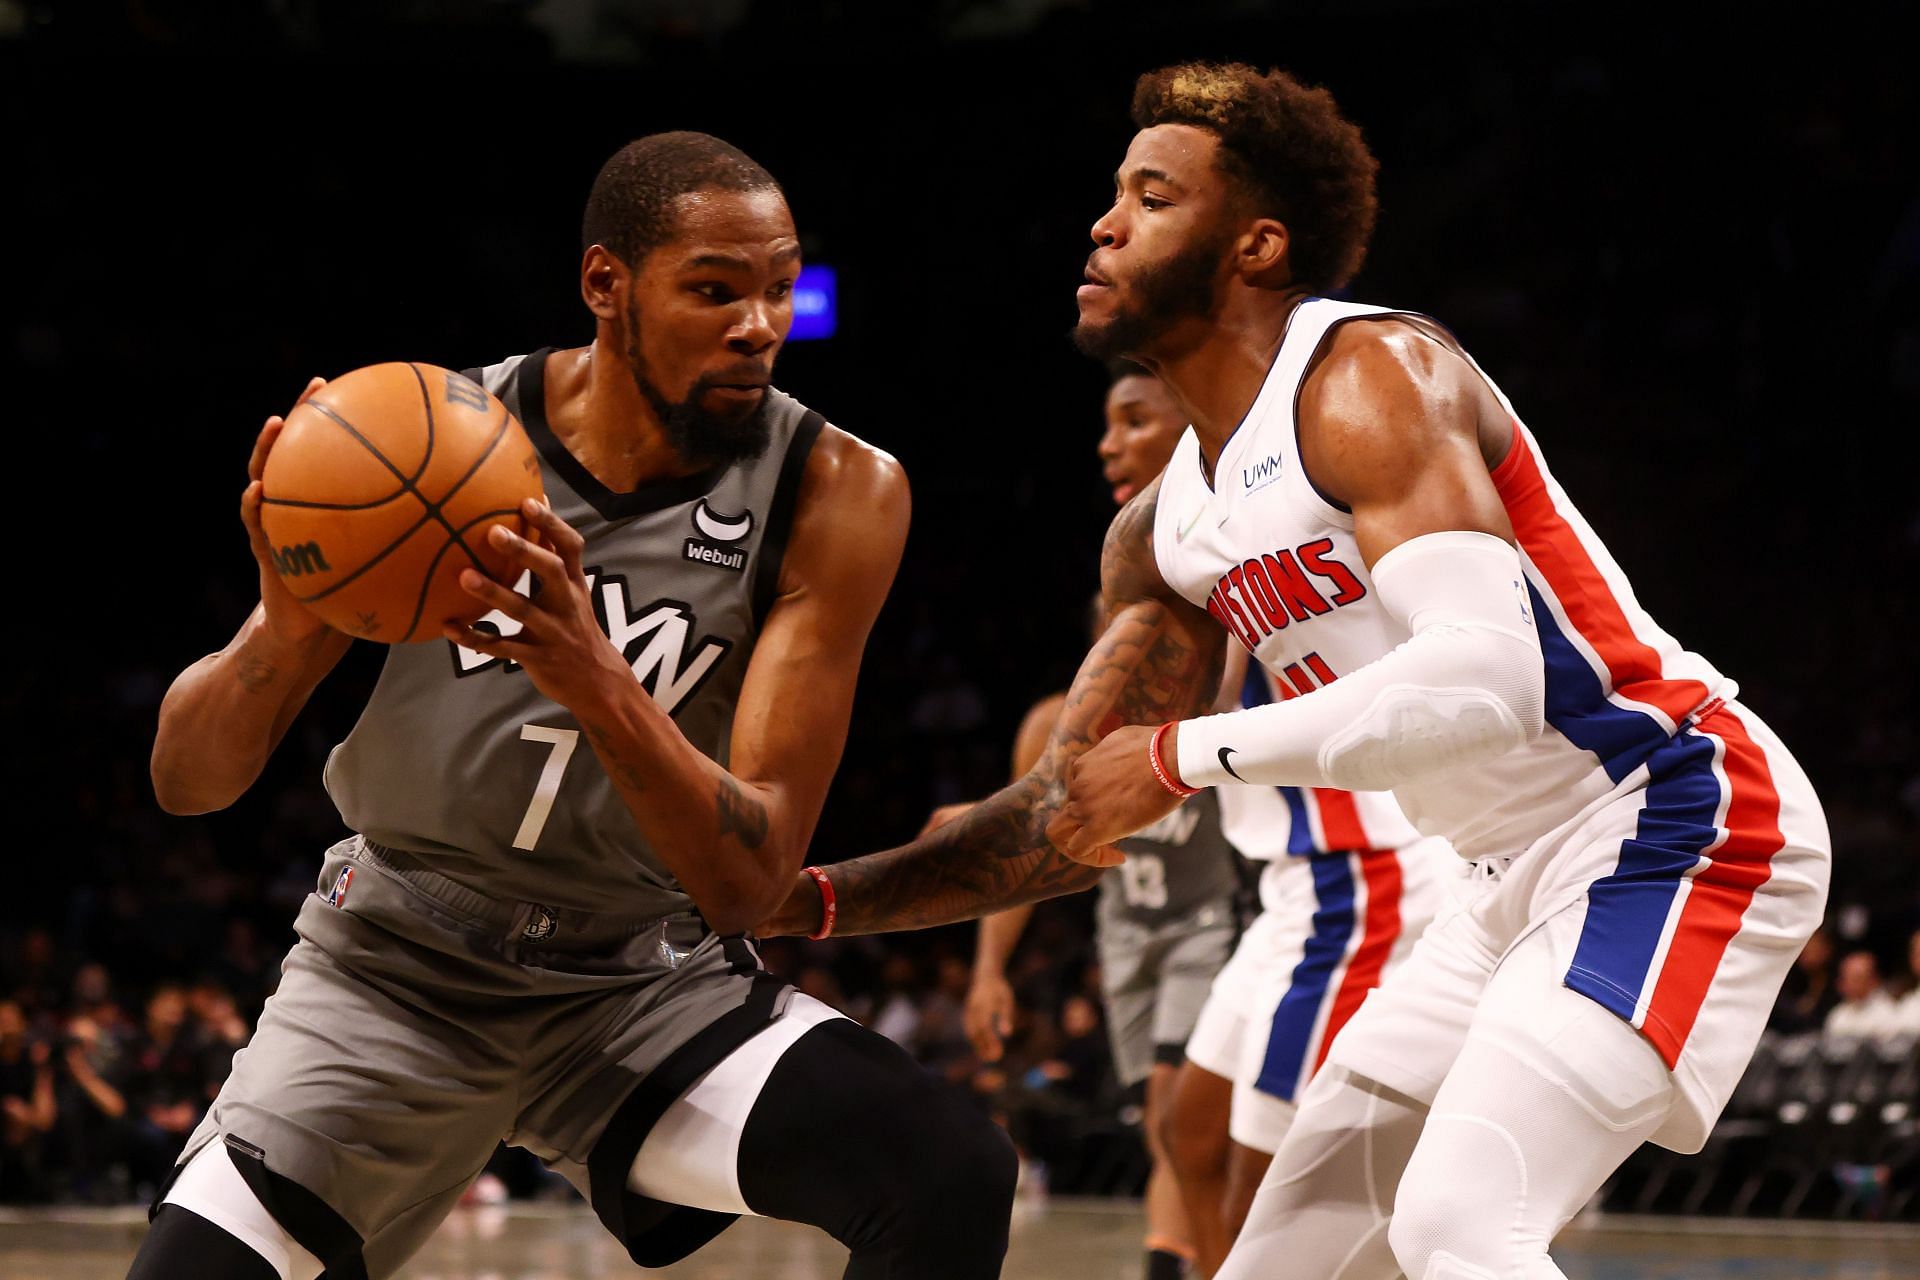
[3,1199,1915,1278]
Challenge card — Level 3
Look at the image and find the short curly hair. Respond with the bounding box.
[582,131,781,267]
[1131,62,1378,292]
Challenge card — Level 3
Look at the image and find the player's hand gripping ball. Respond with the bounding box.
[258,364,545,642]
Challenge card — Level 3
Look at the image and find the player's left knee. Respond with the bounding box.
[737,1019,1015,1270]
[1387,1115,1533,1279]
[894,1099,1018,1242]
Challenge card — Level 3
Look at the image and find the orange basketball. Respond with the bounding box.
[259,363,545,643]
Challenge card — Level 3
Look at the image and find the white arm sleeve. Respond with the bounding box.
[1175,530,1545,791]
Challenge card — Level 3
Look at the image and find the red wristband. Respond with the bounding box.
[801,865,837,940]
[1149,722,1200,797]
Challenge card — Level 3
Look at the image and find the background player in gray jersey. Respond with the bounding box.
[942,368,1241,1280]
[134,132,1016,1280]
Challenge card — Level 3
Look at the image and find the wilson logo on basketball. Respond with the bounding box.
[272,541,332,577]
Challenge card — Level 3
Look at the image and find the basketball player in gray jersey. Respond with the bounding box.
[947,368,1241,1280]
[135,132,1016,1280]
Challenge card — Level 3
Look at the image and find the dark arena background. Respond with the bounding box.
[4,2,1918,1276]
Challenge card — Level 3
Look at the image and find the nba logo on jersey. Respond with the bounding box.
[325,866,354,908]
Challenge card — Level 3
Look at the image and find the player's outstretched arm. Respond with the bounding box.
[152,382,353,815]
[761,479,1226,937]
[450,428,910,936]
[1053,322,1546,855]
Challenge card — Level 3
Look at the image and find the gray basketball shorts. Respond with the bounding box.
[164,836,790,1278]
[1096,898,1237,1087]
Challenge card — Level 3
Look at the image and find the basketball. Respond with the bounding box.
[259,363,545,643]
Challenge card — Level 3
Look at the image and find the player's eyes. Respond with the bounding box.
[1140,195,1170,211]
[694,283,737,302]
[768,281,793,300]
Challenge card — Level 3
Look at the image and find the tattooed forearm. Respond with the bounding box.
[581,721,648,795]
[825,485,1226,935]
[717,777,770,849]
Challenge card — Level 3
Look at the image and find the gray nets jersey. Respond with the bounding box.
[1099,787,1242,929]
[325,348,824,915]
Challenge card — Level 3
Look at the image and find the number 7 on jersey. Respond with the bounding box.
[514,725,579,850]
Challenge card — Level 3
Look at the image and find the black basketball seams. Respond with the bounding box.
[261,490,415,513]
[403,364,438,487]
[401,505,521,643]
[297,400,416,497]
[285,372,521,636]
[373,405,517,642]
[289,507,440,606]
[426,403,516,559]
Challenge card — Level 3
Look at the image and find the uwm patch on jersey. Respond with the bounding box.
[449,566,731,715]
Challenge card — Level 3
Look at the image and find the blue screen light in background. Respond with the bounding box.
[789,265,837,341]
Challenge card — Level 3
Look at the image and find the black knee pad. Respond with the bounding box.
[738,1018,1016,1279]
[128,1205,282,1280]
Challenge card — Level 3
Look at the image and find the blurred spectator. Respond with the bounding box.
[870,953,925,1049]
[1771,925,1841,1034]
[187,980,250,1096]
[915,955,981,1084]
[1,1000,56,1201]
[52,960,135,1201]
[7,930,65,1023]
[1890,929,1920,1039]
[1034,994,1109,1105]
[211,919,274,1019]
[122,985,214,1196]
[1825,950,1898,1043]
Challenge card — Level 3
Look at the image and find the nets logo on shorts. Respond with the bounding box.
[325,866,354,908]
[522,905,557,942]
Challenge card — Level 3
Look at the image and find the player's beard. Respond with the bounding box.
[1071,229,1230,362]
[624,301,774,470]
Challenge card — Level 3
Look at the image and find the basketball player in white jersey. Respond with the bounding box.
[764,64,1830,1280]
[948,368,1450,1278]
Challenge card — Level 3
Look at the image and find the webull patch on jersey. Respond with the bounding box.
[682,499,754,573]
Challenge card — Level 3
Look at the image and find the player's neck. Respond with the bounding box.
[1144,289,1311,481]
[543,343,711,492]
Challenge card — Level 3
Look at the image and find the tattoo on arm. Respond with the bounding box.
[581,721,647,795]
[828,487,1226,934]
[236,660,278,693]
[717,777,770,850]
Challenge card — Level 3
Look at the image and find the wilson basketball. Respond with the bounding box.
[259,363,545,643]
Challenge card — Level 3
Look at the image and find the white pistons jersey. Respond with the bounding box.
[1152,298,1737,862]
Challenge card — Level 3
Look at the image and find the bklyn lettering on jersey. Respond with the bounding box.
[450,567,730,714]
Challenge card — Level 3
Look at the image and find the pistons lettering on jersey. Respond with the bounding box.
[450,567,732,714]
[1205,538,1367,652]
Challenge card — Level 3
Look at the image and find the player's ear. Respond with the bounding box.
[1239,217,1291,289]
[580,244,627,321]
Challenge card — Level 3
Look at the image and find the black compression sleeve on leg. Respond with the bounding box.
[736,1018,1017,1280]
[127,1205,281,1280]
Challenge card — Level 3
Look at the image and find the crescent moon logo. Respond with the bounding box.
[693,501,754,543]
